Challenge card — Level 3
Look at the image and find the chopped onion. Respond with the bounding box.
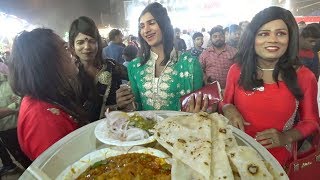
[104,111,151,141]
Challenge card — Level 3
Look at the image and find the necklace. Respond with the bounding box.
[257,66,274,71]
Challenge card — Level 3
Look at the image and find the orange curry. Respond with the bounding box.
[76,153,171,180]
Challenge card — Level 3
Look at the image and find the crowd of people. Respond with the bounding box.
[0,2,319,176]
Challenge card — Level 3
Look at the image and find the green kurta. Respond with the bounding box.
[128,51,203,111]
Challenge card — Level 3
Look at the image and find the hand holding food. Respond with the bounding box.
[116,84,135,110]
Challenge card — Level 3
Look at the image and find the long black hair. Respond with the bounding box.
[8,28,88,125]
[69,16,103,67]
[138,2,174,66]
[236,6,303,100]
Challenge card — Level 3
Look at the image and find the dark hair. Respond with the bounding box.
[229,24,241,34]
[109,29,122,41]
[235,6,303,100]
[239,21,249,27]
[192,32,203,40]
[300,23,320,38]
[174,28,181,34]
[138,2,174,66]
[210,27,224,36]
[123,45,138,61]
[298,21,306,25]
[69,16,103,67]
[8,28,88,124]
[224,27,229,34]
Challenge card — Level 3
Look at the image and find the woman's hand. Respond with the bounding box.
[222,104,250,131]
[185,93,209,113]
[116,85,135,111]
[255,129,291,148]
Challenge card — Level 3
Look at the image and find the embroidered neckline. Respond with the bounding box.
[141,50,175,109]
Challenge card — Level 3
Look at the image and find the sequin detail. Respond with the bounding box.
[97,71,112,85]
[283,100,299,152]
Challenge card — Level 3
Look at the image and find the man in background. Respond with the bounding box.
[180,30,193,50]
[102,29,125,64]
[299,23,320,79]
[188,32,204,58]
[201,27,210,49]
[174,28,187,52]
[239,20,250,33]
[226,24,241,49]
[199,27,237,89]
[298,21,307,30]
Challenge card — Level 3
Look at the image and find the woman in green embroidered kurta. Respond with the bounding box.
[116,2,204,111]
[128,51,203,110]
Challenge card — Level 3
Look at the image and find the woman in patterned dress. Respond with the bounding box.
[221,6,319,166]
[69,16,128,121]
[116,2,205,111]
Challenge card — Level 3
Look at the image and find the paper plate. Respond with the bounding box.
[95,111,163,146]
[56,147,170,180]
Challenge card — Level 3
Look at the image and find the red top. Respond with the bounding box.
[222,64,319,165]
[18,96,78,160]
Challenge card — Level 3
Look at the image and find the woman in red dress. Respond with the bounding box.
[221,6,319,166]
[9,29,89,160]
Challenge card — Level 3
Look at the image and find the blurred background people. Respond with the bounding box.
[239,20,250,33]
[224,26,230,44]
[69,16,128,120]
[9,28,89,160]
[188,32,204,58]
[201,27,210,49]
[180,29,193,50]
[102,29,125,64]
[226,24,241,49]
[221,6,319,166]
[127,35,140,50]
[0,70,31,174]
[298,21,307,30]
[299,23,320,80]
[174,27,187,52]
[122,45,138,67]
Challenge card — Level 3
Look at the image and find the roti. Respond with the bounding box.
[209,113,235,179]
[227,146,273,179]
[154,113,212,178]
[171,157,205,180]
[155,112,285,179]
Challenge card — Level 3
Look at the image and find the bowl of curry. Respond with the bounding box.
[57,147,171,180]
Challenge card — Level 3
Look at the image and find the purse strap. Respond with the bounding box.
[293,120,320,161]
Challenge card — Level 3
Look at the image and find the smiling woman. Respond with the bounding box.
[116,2,205,112]
[221,6,319,167]
[69,16,128,121]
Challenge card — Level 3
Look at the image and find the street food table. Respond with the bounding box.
[19,111,287,179]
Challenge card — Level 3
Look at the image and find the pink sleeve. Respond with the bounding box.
[20,108,78,160]
[294,67,320,137]
[219,64,239,112]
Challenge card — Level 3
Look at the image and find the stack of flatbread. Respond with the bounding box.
[154,112,288,180]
